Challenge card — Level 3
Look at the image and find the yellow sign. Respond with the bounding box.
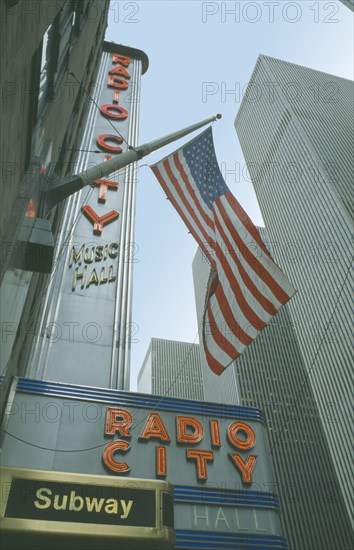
[0,467,174,550]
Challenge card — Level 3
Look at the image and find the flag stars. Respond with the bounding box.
[182,128,230,208]
[151,127,296,375]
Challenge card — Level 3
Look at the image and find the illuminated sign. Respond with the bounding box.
[81,53,132,234]
[0,468,174,550]
[1,380,287,548]
[67,52,134,293]
[102,408,257,484]
[68,241,119,291]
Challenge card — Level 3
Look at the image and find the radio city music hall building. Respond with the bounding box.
[1,13,288,549]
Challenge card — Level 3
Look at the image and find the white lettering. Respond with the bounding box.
[104,498,118,514]
[34,488,52,509]
[254,509,267,532]
[193,505,210,528]
[69,491,84,512]
[53,494,68,510]
[120,499,133,519]
[235,508,248,531]
[215,507,230,529]
[32,487,135,517]
[85,497,105,512]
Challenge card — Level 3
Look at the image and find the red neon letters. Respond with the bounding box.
[83,53,132,233]
[100,104,128,120]
[102,407,258,484]
[82,205,119,235]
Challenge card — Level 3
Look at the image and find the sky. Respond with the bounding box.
[105,0,354,390]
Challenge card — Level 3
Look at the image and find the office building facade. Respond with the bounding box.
[0,0,110,408]
[193,232,353,549]
[138,338,204,401]
[235,55,353,532]
[340,0,354,11]
[1,2,149,395]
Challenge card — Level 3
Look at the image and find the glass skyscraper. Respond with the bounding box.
[193,241,353,549]
[235,55,353,544]
[138,337,204,401]
[340,0,354,11]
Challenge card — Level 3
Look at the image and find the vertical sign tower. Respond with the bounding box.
[26,43,149,390]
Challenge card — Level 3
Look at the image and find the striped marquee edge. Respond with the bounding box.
[175,530,288,549]
[15,378,264,422]
[174,486,280,510]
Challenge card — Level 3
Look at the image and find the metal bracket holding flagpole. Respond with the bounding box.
[43,114,222,216]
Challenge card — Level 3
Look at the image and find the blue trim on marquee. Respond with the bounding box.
[174,486,280,510]
[16,378,264,422]
[11,379,287,548]
[175,530,288,549]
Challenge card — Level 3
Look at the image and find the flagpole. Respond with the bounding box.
[44,114,222,215]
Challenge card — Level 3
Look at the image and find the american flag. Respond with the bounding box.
[151,127,296,375]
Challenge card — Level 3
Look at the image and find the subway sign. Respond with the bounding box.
[0,468,174,550]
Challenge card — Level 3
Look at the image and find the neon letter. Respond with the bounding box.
[100,104,128,120]
[140,413,170,441]
[96,134,123,153]
[105,407,132,437]
[227,422,256,450]
[229,453,257,483]
[103,441,130,473]
[177,416,204,444]
[187,450,214,480]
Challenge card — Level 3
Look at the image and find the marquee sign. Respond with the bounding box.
[102,407,258,484]
[0,467,174,550]
[1,379,288,549]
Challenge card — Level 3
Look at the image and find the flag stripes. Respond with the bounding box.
[151,127,296,374]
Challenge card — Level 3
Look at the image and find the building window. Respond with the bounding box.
[73,0,90,32]
[56,1,75,84]
[38,24,55,115]
[38,1,77,116]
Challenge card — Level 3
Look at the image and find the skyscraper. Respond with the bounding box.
[138,337,204,401]
[0,0,111,407]
[235,55,353,536]
[340,0,354,11]
[193,241,353,549]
